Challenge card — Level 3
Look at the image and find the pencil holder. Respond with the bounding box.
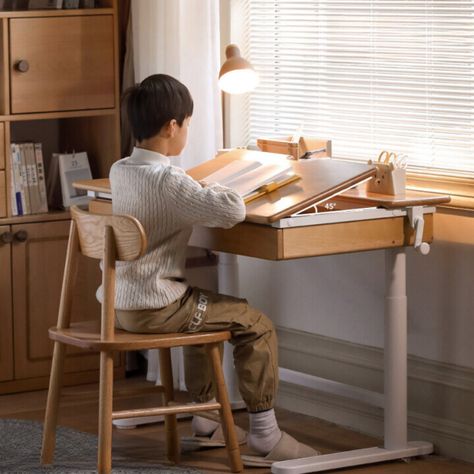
[366,151,407,195]
[257,136,331,160]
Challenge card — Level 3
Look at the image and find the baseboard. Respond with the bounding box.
[276,326,474,464]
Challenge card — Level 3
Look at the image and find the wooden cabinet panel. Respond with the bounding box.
[10,16,115,114]
[0,4,121,392]
[0,123,4,169]
[0,225,13,381]
[0,171,5,218]
[12,220,103,379]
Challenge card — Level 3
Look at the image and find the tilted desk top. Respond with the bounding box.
[75,154,449,260]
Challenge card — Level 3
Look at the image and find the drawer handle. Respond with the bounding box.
[14,230,28,242]
[15,60,30,73]
[0,231,13,244]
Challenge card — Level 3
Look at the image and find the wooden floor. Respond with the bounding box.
[1,375,473,474]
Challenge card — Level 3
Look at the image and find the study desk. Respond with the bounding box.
[75,174,449,474]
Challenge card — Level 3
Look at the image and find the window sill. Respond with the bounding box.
[407,172,474,213]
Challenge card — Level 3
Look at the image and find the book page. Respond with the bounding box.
[202,159,261,186]
[225,162,292,197]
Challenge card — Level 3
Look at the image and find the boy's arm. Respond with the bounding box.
[163,166,246,228]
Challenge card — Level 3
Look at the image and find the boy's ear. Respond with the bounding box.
[160,119,177,138]
[167,119,178,138]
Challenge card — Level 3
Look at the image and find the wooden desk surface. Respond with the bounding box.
[340,188,449,208]
[75,177,449,211]
[75,158,450,260]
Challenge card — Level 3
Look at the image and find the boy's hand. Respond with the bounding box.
[198,180,209,188]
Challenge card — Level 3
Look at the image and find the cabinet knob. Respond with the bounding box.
[14,230,28,242]
[0,231,13,244]
[15,60,30,73]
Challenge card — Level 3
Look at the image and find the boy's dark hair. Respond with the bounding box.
[122,74,194,143]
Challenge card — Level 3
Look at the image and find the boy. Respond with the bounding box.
[109,74,318,466]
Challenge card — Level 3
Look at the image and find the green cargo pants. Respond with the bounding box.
[115,286,278,412]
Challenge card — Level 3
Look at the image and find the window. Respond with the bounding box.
[231,0,474,180]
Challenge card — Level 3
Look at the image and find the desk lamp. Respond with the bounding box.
[218,44,258,94]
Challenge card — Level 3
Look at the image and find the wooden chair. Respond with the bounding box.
[40,205,243,474]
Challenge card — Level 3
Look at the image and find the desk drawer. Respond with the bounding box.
[281,215,434,259]
[190,215,434,260]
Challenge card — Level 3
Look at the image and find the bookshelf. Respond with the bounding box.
[0,0,123,393]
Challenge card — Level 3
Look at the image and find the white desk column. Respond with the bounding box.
[217,252,245,407]
[272,246,433,474]
[384,247,407,449]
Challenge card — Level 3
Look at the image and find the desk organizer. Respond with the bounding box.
[366,155,406,195]
[257,136,332,160]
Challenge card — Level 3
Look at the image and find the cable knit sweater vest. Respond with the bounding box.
[97,147,246,310]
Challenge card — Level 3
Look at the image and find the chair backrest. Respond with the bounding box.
[70,205,147,261]
[57,206,147,340]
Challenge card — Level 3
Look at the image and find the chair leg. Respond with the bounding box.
[207,343,243,473]
[41,341,66,464]
[97,351,114,474]
[159,348,180,464]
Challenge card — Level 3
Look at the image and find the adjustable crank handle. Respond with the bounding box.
[407,207,430,255]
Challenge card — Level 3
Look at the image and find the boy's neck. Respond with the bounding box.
[137,136,169,156]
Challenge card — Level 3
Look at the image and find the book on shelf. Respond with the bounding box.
[22,142,42,214]
[27,0,62,9]
[63,0,79,7]
[9,142,49,216]
[9,144,23,216]
[34,143,49,213]
[18,143,31,214]
[201,149,298,202]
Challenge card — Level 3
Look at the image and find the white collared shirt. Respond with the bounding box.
[126,147,171,166]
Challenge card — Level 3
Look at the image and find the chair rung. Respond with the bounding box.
[193,410,221,423]
[112,401,221,420]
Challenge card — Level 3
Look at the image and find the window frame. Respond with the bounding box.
[225,0,474,211]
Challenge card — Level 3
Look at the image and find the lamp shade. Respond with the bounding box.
[218,44,258,94]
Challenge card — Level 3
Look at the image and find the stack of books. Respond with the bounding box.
[9,142,48,216]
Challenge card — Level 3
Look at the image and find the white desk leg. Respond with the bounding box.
[217,252,245,408]
[384,247,408,448]
[272,248,433,473]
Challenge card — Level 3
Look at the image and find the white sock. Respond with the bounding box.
[247,409,282,455]
[191,398,220,436]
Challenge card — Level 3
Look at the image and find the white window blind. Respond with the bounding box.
[234,0,474,175]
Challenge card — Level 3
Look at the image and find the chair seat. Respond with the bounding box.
[49,320,231,351]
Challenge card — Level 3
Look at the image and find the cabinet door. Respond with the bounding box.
[0,225,13,381]
[10,16,115,114]
[0,123,5,218]
[12,220,102,379]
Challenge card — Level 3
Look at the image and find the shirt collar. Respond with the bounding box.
[127,147,170,166]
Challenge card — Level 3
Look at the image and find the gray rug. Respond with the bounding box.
[0,419,201,473]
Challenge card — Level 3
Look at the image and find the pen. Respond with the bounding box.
[299,147,326,159]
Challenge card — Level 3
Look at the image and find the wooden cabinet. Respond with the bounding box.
[0,1,122,394]
[10,15,115,114]
[11,220,102,379]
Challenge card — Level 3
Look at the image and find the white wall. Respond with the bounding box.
[220,2,474,369]
[237,210,474,368]
[219,0,474,460]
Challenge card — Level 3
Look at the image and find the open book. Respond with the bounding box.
[201,154,296,199]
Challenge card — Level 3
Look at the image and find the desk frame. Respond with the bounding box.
[189,212,434,473]
[88,196,436,472]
